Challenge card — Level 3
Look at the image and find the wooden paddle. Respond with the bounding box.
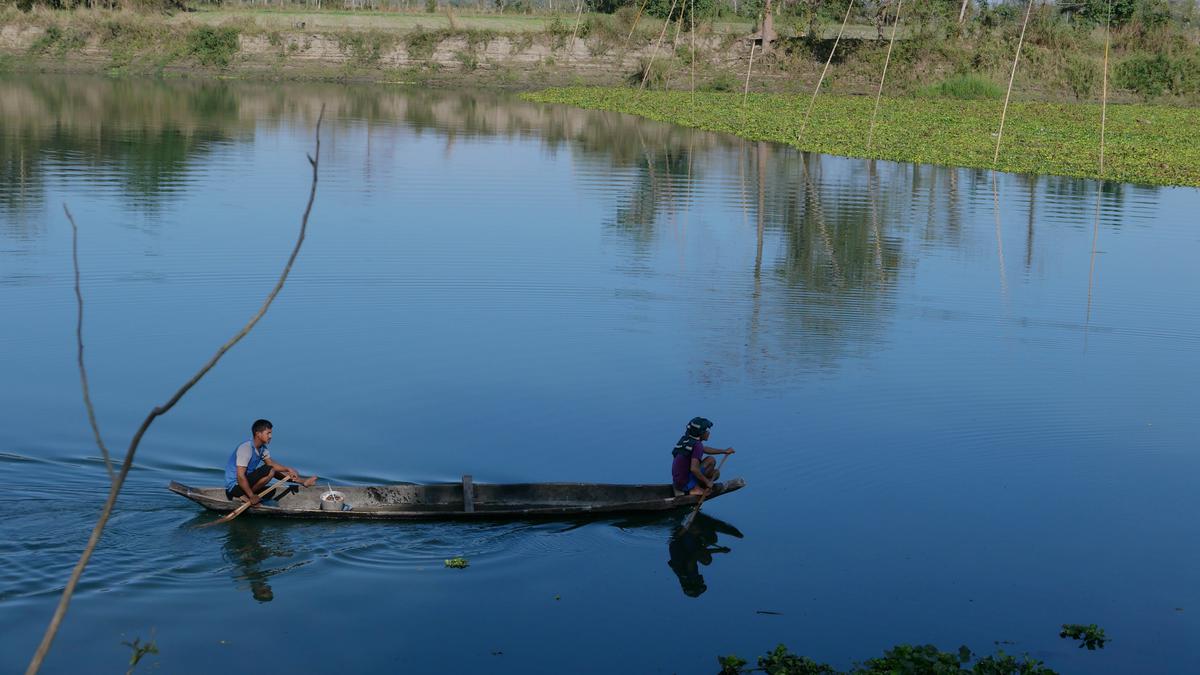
[681,453,731,532]
[196,479,297,529]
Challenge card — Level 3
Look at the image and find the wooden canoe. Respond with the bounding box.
[168,477,746,521]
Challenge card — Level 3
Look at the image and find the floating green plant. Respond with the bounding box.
[523,87,1200,187]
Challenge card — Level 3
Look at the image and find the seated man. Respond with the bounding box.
[225,419,317,505]
[671,417,734,496]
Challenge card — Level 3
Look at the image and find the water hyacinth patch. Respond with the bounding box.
[523,87,1200,187]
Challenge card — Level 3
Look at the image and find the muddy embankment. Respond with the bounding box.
[0,11,767,88]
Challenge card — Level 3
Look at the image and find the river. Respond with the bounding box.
[1,74,1197,674]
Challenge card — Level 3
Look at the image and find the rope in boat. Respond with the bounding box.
[993,0,1034,166]
[797,0,856,146]
[867,0,904,153]
[640,0,680,91]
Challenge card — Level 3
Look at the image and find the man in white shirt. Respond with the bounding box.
[223,419,317,505]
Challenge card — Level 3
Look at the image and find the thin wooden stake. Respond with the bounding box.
[743,41,756,106]
[690,0,696,109]
[625,0,651,45]
[1085,1,1113,341]
[797,0,855,145]
[867,0,903,154]
[640,0,679,91]
[994,0,1034,167]
[567,0,585,60]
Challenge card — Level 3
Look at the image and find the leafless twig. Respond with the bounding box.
[26,106,326,675]
[67,204,114,482]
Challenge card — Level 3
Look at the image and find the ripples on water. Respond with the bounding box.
[2,75,1198,674]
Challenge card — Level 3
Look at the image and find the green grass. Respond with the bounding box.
[919,73,1005,100]
[523,87,1200,187]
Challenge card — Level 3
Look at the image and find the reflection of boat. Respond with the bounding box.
[169,478,746,521]
[668,513,743,598]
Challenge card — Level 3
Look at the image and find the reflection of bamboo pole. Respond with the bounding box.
[640,0,680,91]
[742,42,756,106]
[991,172,1010,305]
[756,142,766,272]
[1025,176,1037,271]
[868,159,883,271]
[867,0,903,154]
[801,155,843,285]
[798,0,855,146]
[994,0,1034,166]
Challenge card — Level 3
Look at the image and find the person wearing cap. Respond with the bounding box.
[224,419,318,505]
[671,417,734,496]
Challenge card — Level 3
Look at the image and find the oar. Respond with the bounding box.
[681,453,731,532]
[196,479,296,529]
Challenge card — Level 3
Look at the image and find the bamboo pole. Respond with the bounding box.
[993,0,1035,167]
[1086,2,1113,337]
[867,0,903,154]
[640,0,680,91]
[625,0,651,45]
[743,42,756,106]
[690,0,695,109]
[797,0,855,145]
[567,0,585,60]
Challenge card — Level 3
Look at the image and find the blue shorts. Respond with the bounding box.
[682,459,716,492]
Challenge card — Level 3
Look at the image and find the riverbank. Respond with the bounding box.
[2,7,1198,185]
[524,87,1200,186]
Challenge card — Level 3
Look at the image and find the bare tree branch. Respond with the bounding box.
[66,204,115,482]
[26,105,326,675]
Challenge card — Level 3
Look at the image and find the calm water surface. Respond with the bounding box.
[1,75,1198,674]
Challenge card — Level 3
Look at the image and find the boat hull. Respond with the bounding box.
[168,478,746,521]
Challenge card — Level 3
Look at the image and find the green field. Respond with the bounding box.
[524,87,1200,187]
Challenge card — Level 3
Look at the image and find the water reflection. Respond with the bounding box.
[220,520,303,603]
[0,74,1157,378]
[666,513,743,598]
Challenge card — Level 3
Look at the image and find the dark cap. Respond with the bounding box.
[686,417,713,438]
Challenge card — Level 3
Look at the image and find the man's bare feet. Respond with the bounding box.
[302,476,318,488]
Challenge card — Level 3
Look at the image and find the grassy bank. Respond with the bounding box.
[523,87,1200,187]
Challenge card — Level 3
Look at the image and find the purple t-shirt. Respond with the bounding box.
[671,440,704,490]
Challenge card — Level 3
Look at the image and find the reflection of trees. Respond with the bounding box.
[0,75,242,217]
[221,520,301,603]
[736,149,909,374]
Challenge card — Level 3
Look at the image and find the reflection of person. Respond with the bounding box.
[222,520,292,602]
[224,419,317,506]
[667,513,737,597]
[671,417,734,496]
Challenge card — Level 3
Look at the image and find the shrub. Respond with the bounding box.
[628,56,673,88]
[187,26,239,67]
[701,71,738,92]
[1062,52,1097,100]
[405,26,444,60]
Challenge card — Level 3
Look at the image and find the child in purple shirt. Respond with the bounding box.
[671,417,735,496]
